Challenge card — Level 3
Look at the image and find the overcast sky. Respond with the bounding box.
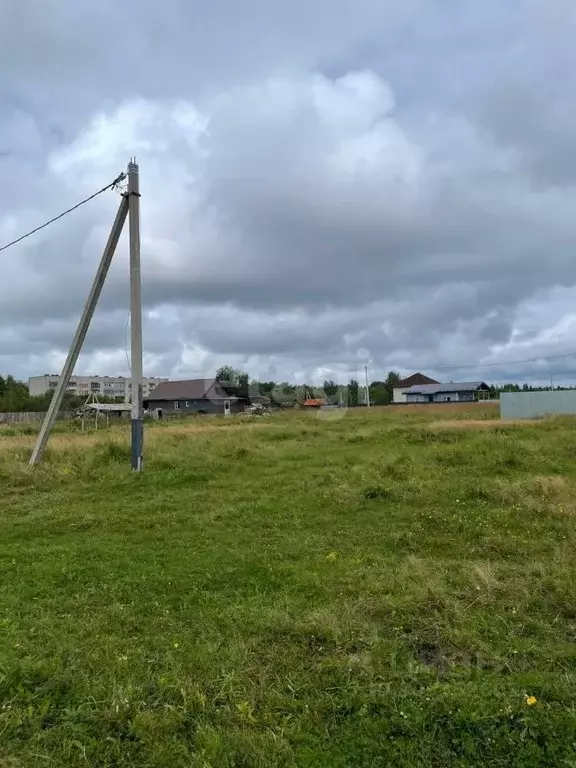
[2,0,576,385]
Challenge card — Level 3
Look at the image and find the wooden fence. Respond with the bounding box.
[0,411,72,425]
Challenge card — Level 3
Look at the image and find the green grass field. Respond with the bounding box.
[1,404,576,767]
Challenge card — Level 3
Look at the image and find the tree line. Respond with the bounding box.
[0,376,119,413]
[0,370,572,413]
[215,367,576,406]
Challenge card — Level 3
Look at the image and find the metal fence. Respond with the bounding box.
[500,391,576,420]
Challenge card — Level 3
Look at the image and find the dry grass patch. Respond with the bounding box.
[392,402,499,417]
[0,417,279,456]
[430,418,529,430]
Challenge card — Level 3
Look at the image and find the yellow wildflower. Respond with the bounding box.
[325,551,338,562]
[526,695,537,706]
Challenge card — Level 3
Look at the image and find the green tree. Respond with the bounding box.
[370,381,390,406]
[257,381,277,396]
[384,371,401,403]
[323,380,338,398]
[215,366,252,398]
[347,379,359,407]
[267,383,296,407]
[237,372,250,398]
[216,365,241,385]
[295,385,308,404]
[0,375,30,412]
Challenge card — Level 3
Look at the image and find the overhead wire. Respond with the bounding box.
[0,172,126,254]
[432,351,576,372]
[0,169,133,376]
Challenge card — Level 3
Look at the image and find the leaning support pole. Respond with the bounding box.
[128,159,144,471]
[29,196,129,466]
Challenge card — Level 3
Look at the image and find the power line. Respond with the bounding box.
[434,351,576,371]
[0,172,126,254]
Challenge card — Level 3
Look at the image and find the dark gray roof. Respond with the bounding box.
[395,372,439,388]
[405,381,488,395]
[145,378,241,402]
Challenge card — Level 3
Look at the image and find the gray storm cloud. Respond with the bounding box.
[2,0,576,384]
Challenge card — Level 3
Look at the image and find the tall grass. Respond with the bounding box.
[1,404,576,766]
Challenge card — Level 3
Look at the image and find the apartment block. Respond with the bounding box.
[28,375,168,401]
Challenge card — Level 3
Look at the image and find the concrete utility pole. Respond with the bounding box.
[30,196,129,466]
[365,365,371,408]
[128,159,144,471]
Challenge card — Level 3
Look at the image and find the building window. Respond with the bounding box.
[174,401,180,410]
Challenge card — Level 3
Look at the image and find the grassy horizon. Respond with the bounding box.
[1,404,576,766]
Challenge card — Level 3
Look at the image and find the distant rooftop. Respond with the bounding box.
[145,378,241,401]
[395,372,439,388]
